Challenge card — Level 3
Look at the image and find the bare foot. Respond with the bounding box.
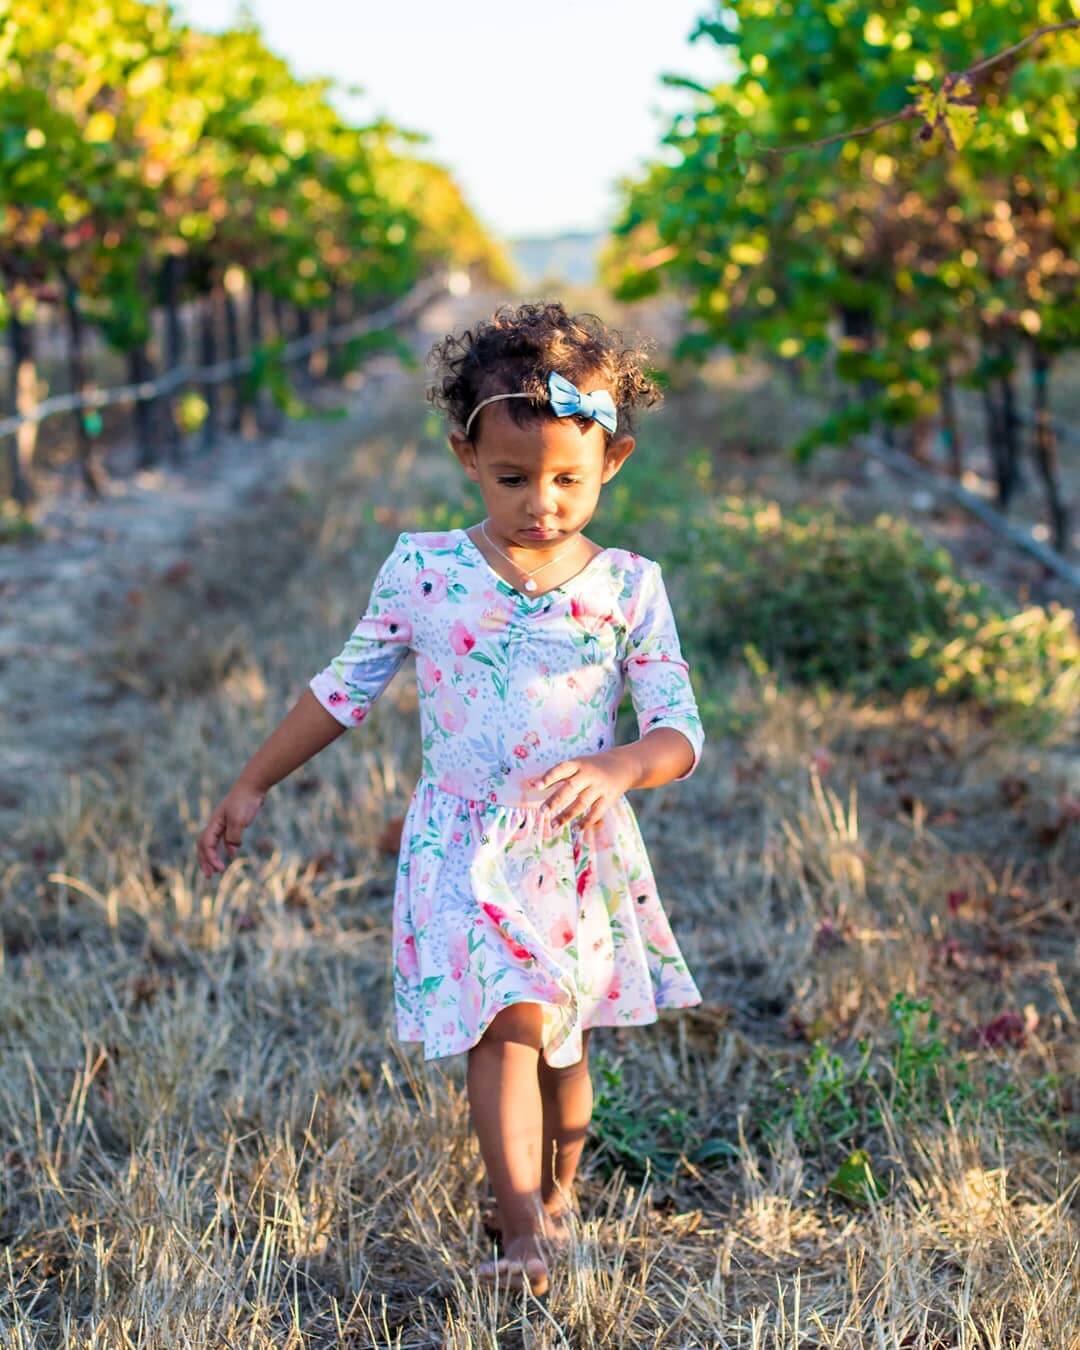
[476,1233,551,1295]
[483,1201,573,1248]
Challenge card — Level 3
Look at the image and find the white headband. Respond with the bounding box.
[463,392,531,439]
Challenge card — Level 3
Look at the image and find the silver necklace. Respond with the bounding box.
[479,520,580,592]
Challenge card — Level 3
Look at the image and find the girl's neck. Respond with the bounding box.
[465,524,605,596]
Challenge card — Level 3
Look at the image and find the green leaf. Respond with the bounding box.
[826,1149,889,1206]
[944,103,978,151]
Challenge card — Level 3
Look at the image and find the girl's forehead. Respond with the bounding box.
[475,407,607,464]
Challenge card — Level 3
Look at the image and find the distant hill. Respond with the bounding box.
[507,231,607,289]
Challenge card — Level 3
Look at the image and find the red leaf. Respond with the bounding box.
[977,1011,1026,1048]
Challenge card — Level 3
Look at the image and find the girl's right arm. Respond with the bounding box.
[196,691,346,877]
[197,531,417,878]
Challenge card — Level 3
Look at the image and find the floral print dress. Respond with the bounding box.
[309,528,705,1067]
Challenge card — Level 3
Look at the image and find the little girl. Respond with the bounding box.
[196,301,705,1296]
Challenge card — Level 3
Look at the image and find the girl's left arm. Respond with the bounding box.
[612,725,697,791]
[614,558,704,785]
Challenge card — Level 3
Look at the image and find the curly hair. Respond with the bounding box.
[425,300,662,445]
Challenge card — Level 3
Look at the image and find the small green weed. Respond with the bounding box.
[761,992,1062,1156]
[589,1051,701,1182]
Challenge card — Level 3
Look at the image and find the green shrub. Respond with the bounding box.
[668,497,1077,738]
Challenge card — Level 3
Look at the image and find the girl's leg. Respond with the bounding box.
[538,1027,593,1213]
[466,1001,548,1243]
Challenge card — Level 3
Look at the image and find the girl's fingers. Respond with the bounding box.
[551,789,601,828]
[529,761,578,791]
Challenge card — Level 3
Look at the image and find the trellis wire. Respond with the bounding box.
[0,270,449,440]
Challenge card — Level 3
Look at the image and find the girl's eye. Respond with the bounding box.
[496,477,581,486]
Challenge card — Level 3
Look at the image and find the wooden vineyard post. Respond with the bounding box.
[222,272,245,435]
[939,359,964,481]
[199,284,219,454]
[6,309,38,507]
[63,276,108,497]
[128,341,160,470]
[247,279,277,436]
[1030,343,1069,554]
[308,305,329,382]
[160,255,185,462]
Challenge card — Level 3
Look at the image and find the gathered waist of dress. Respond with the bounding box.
[414,773,563,812]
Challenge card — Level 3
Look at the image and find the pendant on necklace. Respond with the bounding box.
[524,578,537,592]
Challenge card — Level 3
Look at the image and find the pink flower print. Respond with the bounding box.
[479,901,533,962]
[450,620,476,655]
[454,661,463,676]
[521,862,558,904]
[328,691,347,707]
[606,973,622,1001]
[460,974,483,1026]
[411,891,432,929]
[576,862,594,898]
[434,684,468,733]
[549,915,574,948]
[448,930,469,980]
[421,532,460,549]
[477,597,514,633]
[541,700,576,741]
[438,768,470,797]
[417,653,440,695]
[350,705,368,725]
[644,917,677,954]
[442,1020,455,1036]
[433,667,443,683]
[372,611,409,639]
[571,665,606,703]
[569,596,611,636]
[396,935,419,980]
[451,830,463,844]
[512,744,529,760]
[468,687,478,699]
[481,900,507,925]
[414,569,448,603]
[524,730,540,747]
[594,814,616,849]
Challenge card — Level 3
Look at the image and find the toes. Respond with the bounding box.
[476,1254,550,1293]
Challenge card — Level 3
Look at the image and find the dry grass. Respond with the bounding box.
[1,364,1077,1347]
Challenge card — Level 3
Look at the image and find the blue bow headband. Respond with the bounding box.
[464,370,618,439]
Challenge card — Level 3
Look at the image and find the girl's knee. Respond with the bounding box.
[475,1001,546,1050]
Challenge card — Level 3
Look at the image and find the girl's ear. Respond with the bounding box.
[449,430,480,480]
[601,434,635,482]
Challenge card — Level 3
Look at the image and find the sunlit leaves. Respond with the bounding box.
[0,0,510,345]
[604,0,1080,458]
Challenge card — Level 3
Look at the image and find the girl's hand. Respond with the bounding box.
[196,780,268,878]
[527,752,635,830]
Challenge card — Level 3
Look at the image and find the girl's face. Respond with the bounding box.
[448,393,635,552]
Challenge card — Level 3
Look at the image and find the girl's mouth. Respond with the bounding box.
[521,528,557,539]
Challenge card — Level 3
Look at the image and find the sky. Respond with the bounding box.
[172,0,732,243]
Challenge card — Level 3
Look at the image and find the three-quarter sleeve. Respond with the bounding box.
[621,560,704,781]
[309,531,415,728]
